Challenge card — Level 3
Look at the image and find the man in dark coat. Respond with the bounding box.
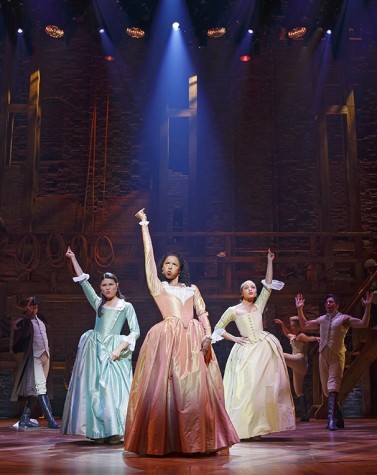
[11,296,60,429]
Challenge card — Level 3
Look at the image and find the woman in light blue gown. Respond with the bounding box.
[61,247,140,444]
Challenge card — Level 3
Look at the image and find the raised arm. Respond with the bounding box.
[135,208,160,296]
[265,249,274,285]
[66,246,85,277]
[348,292,373,329]
[66,247,99,310]
[295,293,320,332]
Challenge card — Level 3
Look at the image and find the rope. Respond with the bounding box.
[46,233,66,267]
[69,234,89,273]
[94,235,114,268]
[15,233,40,272]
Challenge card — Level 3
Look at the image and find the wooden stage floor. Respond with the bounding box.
[1,418,377,475]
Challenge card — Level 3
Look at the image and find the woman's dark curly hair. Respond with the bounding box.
[98,272,125,317]
[157,253,191,287]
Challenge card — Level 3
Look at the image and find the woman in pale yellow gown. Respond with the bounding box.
[212,250,296,440]
[123,209,239,456]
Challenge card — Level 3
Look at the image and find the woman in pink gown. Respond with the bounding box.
[123,209,239,456]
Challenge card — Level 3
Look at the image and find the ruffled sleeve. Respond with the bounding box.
[122,302,140,351]
[256,279,285,314]
[261,279,285,291]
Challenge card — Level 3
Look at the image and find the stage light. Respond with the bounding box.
[45,25,64,38]
[207,27,226,38]
[326,29,332,35]
[104,55,115,61]
[17,28,23,34]
[240,55,251,62]
[172,22,180,30]
[247,29,253,35]
[99,28,105,34]
[126,27,145,39]
[287,26,307,40]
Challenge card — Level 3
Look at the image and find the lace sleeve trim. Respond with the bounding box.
[210,328,226,343]
[261,279,285,291]
[73,273,90,283]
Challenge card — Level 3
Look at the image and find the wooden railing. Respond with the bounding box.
[0,230,371,294]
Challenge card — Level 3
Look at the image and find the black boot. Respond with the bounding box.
[336,403,345,429]
[37,394,61,429]
[327,392,337,431]
[297,395,310,422]
[19,397,40,428]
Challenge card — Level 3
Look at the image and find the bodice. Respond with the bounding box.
[140,223,211,335]
[79,279,139,339]
[215,287,272,343]
[290,336,308,357]
[154,283,196,327]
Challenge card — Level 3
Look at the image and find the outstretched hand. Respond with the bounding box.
[267,248,275,261]
[295,293,305,309]
[361,291,373,307]
[274,319,284,326]
[135,208,147,222]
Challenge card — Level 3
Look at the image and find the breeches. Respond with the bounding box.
[284,353,308,397]
[33,352,50,395]
[319,346,345,397]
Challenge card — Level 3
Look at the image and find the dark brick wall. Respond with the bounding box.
[1,27,377,418]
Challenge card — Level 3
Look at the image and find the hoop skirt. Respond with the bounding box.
[61,278,140,439]
[214,286,296,439]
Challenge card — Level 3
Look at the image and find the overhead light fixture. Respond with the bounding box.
[17,28,24,34]
[99,28,105,34]
[172,22,180,30]
[207,27,226,38]
[45,25,64,38]
[287,26,307,40]
[126,27,145,39]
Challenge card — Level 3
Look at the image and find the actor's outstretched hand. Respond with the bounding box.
[295,293,305,309]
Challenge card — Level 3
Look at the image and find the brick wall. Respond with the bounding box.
[1,28,377,417]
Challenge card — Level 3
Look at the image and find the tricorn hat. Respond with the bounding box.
[17,296,41,310]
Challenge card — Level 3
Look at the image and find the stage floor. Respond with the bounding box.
[1,418,377,475]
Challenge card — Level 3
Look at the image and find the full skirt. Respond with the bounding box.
[124,317,239,455]
[61,329,133,439]
[224,331,296,439]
